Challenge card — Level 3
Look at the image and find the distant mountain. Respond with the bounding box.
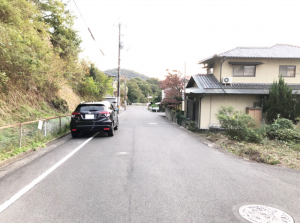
[105,68,150,80]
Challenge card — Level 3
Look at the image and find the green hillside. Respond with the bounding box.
[0,0,113,126]
[105,69,150,80]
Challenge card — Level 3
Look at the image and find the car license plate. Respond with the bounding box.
[85,114,94,119]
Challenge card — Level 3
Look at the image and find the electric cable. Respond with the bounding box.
[72,0,105,56]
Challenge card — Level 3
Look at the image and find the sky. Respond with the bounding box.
[66,0,300,80]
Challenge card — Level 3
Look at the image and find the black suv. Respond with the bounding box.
[70,101,119,138]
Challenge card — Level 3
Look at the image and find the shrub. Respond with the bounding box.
[216,105,261,143]
[266,116,300,142]
[51,97,69,113]
[187,121,197,132]
[255,124,268,138]
[176,111,186,126]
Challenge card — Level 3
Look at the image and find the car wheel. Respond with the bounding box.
[114,118,119,130]
[108,125,114,137]
[71,131,79,138]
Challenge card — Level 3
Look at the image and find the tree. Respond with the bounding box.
[159,71,184,110]
[34,0,82,58]
[89,63,114,97]
[146,78,160,85]
[265,76,300,123]
[127,80,143,103]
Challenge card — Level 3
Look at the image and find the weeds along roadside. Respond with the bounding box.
[199,131,300,170]
[0,116,70,161]
[196,106,300,170]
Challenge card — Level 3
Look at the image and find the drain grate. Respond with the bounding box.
[239,205,294,223]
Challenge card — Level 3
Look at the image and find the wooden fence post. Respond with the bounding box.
[19,123,22,148]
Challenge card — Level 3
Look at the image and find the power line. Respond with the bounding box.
[72,0,105,56]
[72,0,88,27]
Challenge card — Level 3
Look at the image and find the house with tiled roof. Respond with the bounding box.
[185,44,300,129]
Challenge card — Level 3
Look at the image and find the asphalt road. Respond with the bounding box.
[0,106,300,223]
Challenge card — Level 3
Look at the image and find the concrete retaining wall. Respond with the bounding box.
[165,108,190,128]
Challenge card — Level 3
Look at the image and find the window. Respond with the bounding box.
[233,65,255,77]
[279,66,296,77]
[76,105,107,112]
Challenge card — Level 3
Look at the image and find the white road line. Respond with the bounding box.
[0,132,99,214]
[119,111,126,117]
[117,152,128,155]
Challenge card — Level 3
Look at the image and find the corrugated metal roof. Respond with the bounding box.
[194,74,221,88]
[199,44,300,64]
[186,74,300,95]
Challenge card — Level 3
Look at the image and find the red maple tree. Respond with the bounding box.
[159,71,185,110]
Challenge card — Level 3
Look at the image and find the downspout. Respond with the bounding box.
[261,97,264,124]
[199,95,203,129]
[220,56,226,83]
[219,56,227,94]
[199,97,201,129]
[209,95,212,126]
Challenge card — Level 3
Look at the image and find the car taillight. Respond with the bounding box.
[104,128,110,130]
[99,111,110,117]
[72,112,81,118]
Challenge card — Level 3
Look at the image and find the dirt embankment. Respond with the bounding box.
[0,83,82,127]
[58,84,81,112]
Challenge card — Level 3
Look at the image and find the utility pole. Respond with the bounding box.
[117,23,121,109]
[183,61,186,112]
[184,61,186,95]
[124,76,127,110]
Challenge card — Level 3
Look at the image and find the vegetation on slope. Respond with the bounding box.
[0,0,112,126]
[105,68,150,80]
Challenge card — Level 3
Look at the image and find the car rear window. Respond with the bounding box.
[76,105,107,112]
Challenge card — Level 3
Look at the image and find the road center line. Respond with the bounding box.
[0,132,99,214]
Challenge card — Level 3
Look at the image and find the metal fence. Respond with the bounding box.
[0,115,71,156]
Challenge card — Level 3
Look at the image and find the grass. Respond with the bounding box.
[0,83,80,162]
[199,131,300,170]
[0,83,81,127]
[0,118,70,161]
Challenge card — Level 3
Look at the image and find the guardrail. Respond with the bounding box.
[0,115,71,157]
[132,103,147,106]
[149,107,159,112]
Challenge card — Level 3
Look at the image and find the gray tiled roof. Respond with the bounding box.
[199,44,300,64]
[104,72,116,77]
[187,74,300,95]
[219,44,300,58]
